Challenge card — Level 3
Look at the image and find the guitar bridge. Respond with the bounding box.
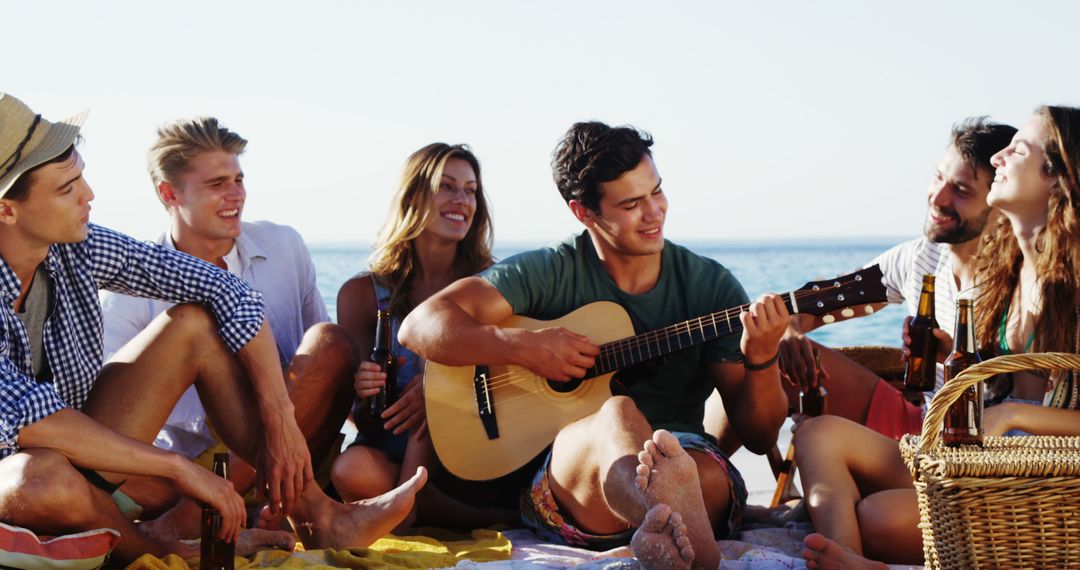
[473,365,499,440]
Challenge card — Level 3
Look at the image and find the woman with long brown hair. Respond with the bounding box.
[974,105,1080,425]
[332,143,511,528]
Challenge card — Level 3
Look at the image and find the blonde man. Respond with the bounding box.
[99,116,426,546]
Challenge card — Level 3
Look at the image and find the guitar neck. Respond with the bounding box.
[586,293,800,377]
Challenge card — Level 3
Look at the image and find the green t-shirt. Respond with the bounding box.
[480,231,749,435]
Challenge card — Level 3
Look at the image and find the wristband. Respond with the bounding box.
[744,350,780,371]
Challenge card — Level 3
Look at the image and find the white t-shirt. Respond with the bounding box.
[868,237,968,397]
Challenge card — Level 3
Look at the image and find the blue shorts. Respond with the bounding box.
[519,431,747,550]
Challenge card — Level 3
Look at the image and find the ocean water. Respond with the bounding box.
[310,238,910,349]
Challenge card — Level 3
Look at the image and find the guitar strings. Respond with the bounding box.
[476,278,865,393]
[480,280,857,391]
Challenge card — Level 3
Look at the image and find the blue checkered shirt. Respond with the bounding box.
[0,224,264,458]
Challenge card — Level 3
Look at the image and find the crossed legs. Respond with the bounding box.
[794,415,922,568]
[84,305,423,551]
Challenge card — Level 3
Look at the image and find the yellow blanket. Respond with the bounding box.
[125,529,512,570]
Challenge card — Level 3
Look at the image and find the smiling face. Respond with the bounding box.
[160,150,245,244]
[1,150,95,247]
[575,154,667,257]
[988,115,1056,224]
[423,157,478,244]
[923,144,994,244]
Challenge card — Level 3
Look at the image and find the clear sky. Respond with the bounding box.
[5,1,1078,245]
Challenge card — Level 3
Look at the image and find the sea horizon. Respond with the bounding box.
[310,236,913,350]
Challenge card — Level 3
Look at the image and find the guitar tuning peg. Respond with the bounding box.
[864,305,875,315]
[821,314,836,324]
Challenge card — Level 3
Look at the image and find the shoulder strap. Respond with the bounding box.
[369,274,391,312]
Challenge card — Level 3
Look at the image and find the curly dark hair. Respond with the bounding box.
[551,121,653,212]
[950,116,1016,177]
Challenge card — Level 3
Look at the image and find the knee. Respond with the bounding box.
[300,322,354,363]
[856,499,904,545]
[597,395,644,426]
[163,303,218,340]
[330,446,394,499]
[792,415,843,462]
[2,451,98,529]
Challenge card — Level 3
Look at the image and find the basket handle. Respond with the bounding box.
[918,352,1080,451]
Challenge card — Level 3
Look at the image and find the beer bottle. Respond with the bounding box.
[942,299,983,447]
[369,309,396,417]
[904,274,940,391]
[800,348,829,417]
[200,453,235,570]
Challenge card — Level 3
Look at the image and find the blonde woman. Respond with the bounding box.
[333,143,513,528]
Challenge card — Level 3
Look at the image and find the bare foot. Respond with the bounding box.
[164,539,200,560]
[294,466,427,549]
[139,498,202,542]
[235,528,296,557]
[631,503,694,570]
[392,503,418,535]
[257,503,290,531]
[635,430,721,570]
[802,533,888,570]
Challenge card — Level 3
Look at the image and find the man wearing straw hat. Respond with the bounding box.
[0,93,425,563]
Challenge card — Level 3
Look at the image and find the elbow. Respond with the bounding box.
[743,412,786,455]
[397,312,421,351]
[742,435,776,456]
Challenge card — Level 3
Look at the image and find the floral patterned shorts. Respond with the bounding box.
[519,431,748,550]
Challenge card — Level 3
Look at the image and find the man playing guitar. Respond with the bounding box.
[400,121,789,569]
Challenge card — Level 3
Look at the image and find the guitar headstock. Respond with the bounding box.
[792,265,887,321]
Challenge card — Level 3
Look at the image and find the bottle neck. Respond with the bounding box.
[917,286,935,318]
[952,305,975,353]
[375,313,392,349]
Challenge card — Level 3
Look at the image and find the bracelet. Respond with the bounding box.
[744,350,780,371]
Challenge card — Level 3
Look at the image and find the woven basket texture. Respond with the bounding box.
[899,352,1080,570]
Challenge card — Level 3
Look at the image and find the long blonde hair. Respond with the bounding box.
[369,143,493,317]
[974,106,1080,408]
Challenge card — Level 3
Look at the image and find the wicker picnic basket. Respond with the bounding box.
[898,352,1080,570]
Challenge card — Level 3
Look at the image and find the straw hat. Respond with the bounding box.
[0,93,87,199]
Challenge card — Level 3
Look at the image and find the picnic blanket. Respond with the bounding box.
[123,523,923,569]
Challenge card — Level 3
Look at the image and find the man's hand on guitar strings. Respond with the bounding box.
[507,326,600,381]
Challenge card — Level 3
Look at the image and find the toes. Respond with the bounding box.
[403,466,428,490]
[635,462,652,492]
[640,503,673,533]
[677,540,695,563]
[803,532,829,551]
[643,439,660,462]
[652,429,683,458]
[637,449,655,469]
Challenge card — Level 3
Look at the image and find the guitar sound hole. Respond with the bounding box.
[548,378,583,393]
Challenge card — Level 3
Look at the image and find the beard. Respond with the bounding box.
[924,206,991,244]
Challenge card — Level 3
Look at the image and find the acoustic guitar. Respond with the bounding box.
[425,265,888,480]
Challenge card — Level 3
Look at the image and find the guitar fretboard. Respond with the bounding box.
[584,294,800,378]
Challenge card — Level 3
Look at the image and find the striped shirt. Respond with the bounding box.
[0,224,264,458]
[868,237,962,395]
